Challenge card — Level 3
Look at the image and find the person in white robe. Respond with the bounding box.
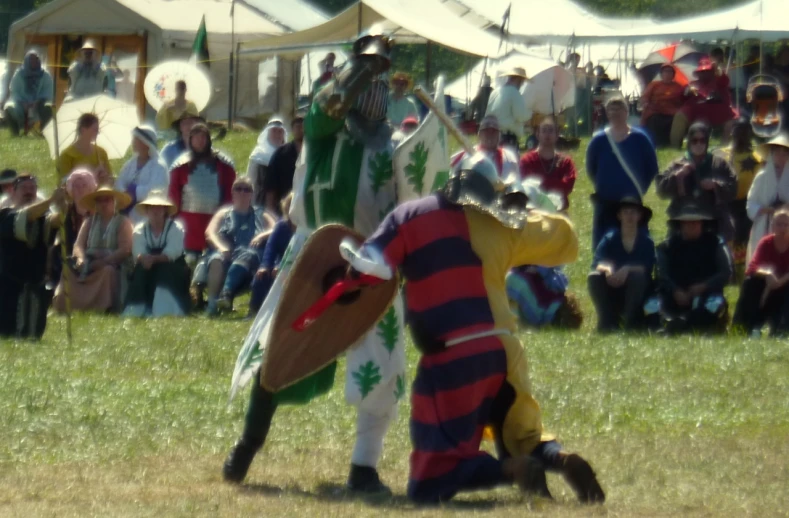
[115,125,168,223]
[246,117,287,206]
[746,133,789,262]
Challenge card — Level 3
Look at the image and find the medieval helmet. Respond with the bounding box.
[443,153,528,228]
[353,24,393,62]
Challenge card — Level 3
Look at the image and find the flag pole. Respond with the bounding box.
[52,110,73,345]
[228,0,236,130]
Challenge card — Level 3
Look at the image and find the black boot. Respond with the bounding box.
[561,453,605,504]
[223,437,262,483]
[223,376,278,483]
[347,464,392,495]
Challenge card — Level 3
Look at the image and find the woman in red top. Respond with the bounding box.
[518,117,576,210]
[733,207,789,336]
[640,64,685,147]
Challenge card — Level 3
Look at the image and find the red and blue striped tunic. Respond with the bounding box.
[364,194,494,345]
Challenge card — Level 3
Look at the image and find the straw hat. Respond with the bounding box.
[390,71,413,89]
[501,66,528,79]
[81,186,132,212]
[171,104,205,130]
[760,132,789,156]
[80,39,99,52]
[136,190,177,216]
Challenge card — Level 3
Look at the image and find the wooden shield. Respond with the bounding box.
[260,224,399,392]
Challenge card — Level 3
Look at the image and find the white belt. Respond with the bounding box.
[445,329,511,347]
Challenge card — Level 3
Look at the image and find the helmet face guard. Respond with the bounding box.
[354,79,389,122]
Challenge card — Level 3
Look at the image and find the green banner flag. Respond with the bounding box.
[191,15,209,67]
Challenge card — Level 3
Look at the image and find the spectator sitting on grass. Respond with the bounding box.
[123,191,191,318]
[732,206,789,337]
[587,197,656,332]
[193,177,274,316]
[656,201,733,335]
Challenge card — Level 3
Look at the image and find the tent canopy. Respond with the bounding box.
[445,0,656,44]
[574,0,789,42]
[240,0,511,58]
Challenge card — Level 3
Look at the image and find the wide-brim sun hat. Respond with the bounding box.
[136,190,177,216]
[501,66,528,79]
[616,196,653,225]
[668,201,714,222]
[81,185,132,212]
[759,132,789,157]
[171,105,205,131]
[80,39,99,52]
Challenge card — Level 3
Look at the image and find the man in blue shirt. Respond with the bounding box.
[586,95,659,249]
[161,107,204,169]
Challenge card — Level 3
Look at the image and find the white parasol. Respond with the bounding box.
[144,60,212,112]
[43,94,140,159]
[521,65,575,115]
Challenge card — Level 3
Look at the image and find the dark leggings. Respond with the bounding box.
[733,276,789,335]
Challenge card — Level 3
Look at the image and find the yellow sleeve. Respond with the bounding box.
[98,147,111,174]
[155,107,169,130]
[57,151,74,183]
[509,211,579,268]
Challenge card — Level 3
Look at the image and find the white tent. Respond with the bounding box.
[6,0,328,121]
[578,0,789,42]
[240,0,513,59]
[445,0,656,45]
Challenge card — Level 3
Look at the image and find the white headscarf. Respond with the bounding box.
[247,117,288,170]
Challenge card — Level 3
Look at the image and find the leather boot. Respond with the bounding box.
[222,437,263,483]
[560,453,605,504]
[503,456,553,499]
[346,464,392,495]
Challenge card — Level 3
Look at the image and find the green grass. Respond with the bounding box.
[2,129,789,517]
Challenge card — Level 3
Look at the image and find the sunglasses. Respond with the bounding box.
[95,196,114,204]
[690,138,707,145]
[233,187,253,193]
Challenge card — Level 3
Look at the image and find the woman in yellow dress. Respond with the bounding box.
[57,112,112,185]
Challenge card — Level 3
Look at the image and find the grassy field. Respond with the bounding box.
[1,128,789,517]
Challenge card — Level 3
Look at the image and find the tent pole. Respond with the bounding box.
[233,41,241,121]
[228,0,236,130]
[425,41,432,88]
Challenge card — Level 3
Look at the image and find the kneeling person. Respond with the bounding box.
[348,154,604,504]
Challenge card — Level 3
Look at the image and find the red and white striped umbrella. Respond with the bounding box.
[638,43,706,87]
